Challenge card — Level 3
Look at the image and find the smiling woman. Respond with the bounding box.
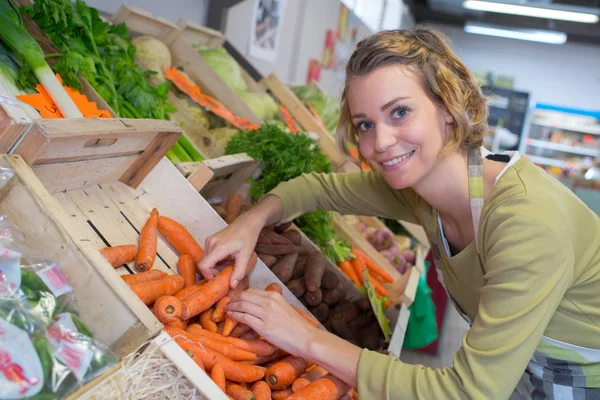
[198,27,600,400]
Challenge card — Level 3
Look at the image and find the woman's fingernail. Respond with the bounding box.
[232,279,239,289]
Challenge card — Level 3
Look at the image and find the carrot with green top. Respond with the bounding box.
[158,216,204,264]
[136,208,158,271]
[100,244,138,268]
[352,248,393,282]
[350,257,366,286]
[131,275,184,305]
[337,260,361,286]
[121,270,167,285]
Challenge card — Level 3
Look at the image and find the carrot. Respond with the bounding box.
[135,208,159,271]
[165,326,258,361]
[186,324,277,357]
[246,251,258,274]
[174,338,205,371]
[352,256,389,297]
[153,295,183,323]
[352,248,393,283]
[240,330,259,340]
[99,244,138,268]
[241,349,288,366]
[225,193,243,224]
[212,296,230,323]
[350,256,366,286]
[182,266,233,319]
[178,254,197,288]
[266,356,308,390]
[222,316,237,337]
[158,216,204,264]
[337,260,361,286]
[265,282,283,294]
[200,308,218,332]
[131,275,184,305]
[227,383,255,400]
[211,363,226,393]
[303,365,329,382]
[179,338,266,382]
[271,388,294,399]
[369,275,389,297]
[287,374,348,400]
[250,381,271,400]
[292,378,311,393]
[175,280,207,300]
[121,270,167,285]
[165,317,188,330]
[293,306,320,327]
[230,323,252,338]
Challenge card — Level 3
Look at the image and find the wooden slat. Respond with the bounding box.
[111,5,180,42]
[261,73,346,168]
[180,162,214,191]
[177,18,226,48]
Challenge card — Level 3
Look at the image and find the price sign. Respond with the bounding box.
[279,104,299,133]
[363,269,392,341]
[163,67,260,131]
[16,74,111,119]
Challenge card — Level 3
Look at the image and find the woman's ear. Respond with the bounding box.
[443,108,454,124]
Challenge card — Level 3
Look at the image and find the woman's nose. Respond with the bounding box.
[374,124,397,153]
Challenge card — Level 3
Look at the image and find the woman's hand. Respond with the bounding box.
[225,289,319,355]
[199,195,285,289]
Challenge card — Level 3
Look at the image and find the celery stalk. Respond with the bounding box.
[0,0,82,118]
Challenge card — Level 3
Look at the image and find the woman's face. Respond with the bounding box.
[348,65,454,189]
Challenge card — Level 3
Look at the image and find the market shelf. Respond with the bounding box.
[525,155,569,168]
[531,119,600,135]
[526,139,599,157]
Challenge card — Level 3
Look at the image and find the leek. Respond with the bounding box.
[0,0,82,118]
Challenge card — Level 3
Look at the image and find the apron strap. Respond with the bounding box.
[467,149,484,253]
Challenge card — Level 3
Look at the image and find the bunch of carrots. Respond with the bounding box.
[98,209,359,399]
[337,248,393,309]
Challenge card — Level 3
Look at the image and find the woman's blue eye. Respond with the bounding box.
[392,107,408,119]
[356,121,374,132]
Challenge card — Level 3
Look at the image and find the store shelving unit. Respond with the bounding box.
[520,104,600,171]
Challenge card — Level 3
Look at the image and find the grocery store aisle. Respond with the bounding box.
[400,304,469,369]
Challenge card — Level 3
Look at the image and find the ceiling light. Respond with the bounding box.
[463,0,599,24]
[464,22,568,44]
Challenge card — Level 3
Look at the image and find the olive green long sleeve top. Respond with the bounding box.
[269,156,600,399]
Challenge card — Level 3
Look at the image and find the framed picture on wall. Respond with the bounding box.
[248,0,287,63]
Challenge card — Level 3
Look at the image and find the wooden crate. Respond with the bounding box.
[0,99,34,154]
[176,153,260,203]
[11,118,180,192]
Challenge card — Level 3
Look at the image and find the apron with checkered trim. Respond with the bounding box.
[427,150,600,399]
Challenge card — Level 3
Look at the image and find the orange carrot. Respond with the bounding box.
[350,257,366,286]
[241,349,288,366]
[153,295,183,323]
[246,251,258,274]
[287,375,348,400]
[224,193,243,224]
[174,338,205,371]
[135,208,159,271]
[292,377,311,393]
[158,216,204,264]
[200,308,218,332]
[174,280,206,300]
[337,260,361,286]
[186,324,277,357]
[100,244,138,268]
[212,296,230,323]
[250,381,271,400]
[384,299,392,309]
[182,266,232,319]
[178,254,197,288]
[352,248,393,283]
[240,330,259,340]
[230,323,252,338]
[222,316,237,337]
[271,388,294,399]
[227,383,254,400]
[293,306,320,327]
[266,356,308,390]
[165,326,257,361]
[131,275,184,305]
[165,317,188,330]
[303,365,329,382]
[211,363,226,393]
[265,282,283,294]
[121,270,167,285]
[175,337,266,382]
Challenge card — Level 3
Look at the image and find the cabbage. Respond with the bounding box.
[238,91,280,121]
[294,85,340,132]
[198,47,247,92]
[258,92,279,120]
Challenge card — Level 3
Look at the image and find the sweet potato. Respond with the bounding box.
[258,254,278,268]
[286,278,307,298]
[292,256,308,279]
[321,270,340,290]
[304,252,327,293]
[349,311,375,328]
[322,284,344,306]
[309,303,329,323]
[281,230,301,245]
[271,252,298,284]
[330,308,353,340]
[263,230,293,245]
[254,244,298,256]
[303,289,322,307]
[225,193,243,224]
[257,231,272,244]
[352,297,371,311]
[274,221,293,234]
[340,303,358,324]
[361,321,381,350]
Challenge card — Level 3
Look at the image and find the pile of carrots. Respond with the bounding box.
[98,208,359,399]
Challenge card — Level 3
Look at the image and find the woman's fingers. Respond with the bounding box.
[198,242,237,279]
[231,250,252,289]
[226,311,264,331]
[226,297,266,318]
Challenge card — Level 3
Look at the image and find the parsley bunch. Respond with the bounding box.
[21,0,174,119]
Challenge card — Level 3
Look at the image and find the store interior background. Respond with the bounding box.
[86,0,599,367]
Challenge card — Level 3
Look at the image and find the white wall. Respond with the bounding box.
[438,25,600,110]
[85,0,209,27]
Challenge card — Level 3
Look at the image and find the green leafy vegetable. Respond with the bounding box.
[197,47,247,92]
[295,85,340,132]
[294,210,353,264]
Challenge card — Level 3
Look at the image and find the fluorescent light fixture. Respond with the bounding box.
[463,0,599,24]
[464,22,567,44]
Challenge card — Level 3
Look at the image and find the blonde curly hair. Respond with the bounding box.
[336,27,488,161]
